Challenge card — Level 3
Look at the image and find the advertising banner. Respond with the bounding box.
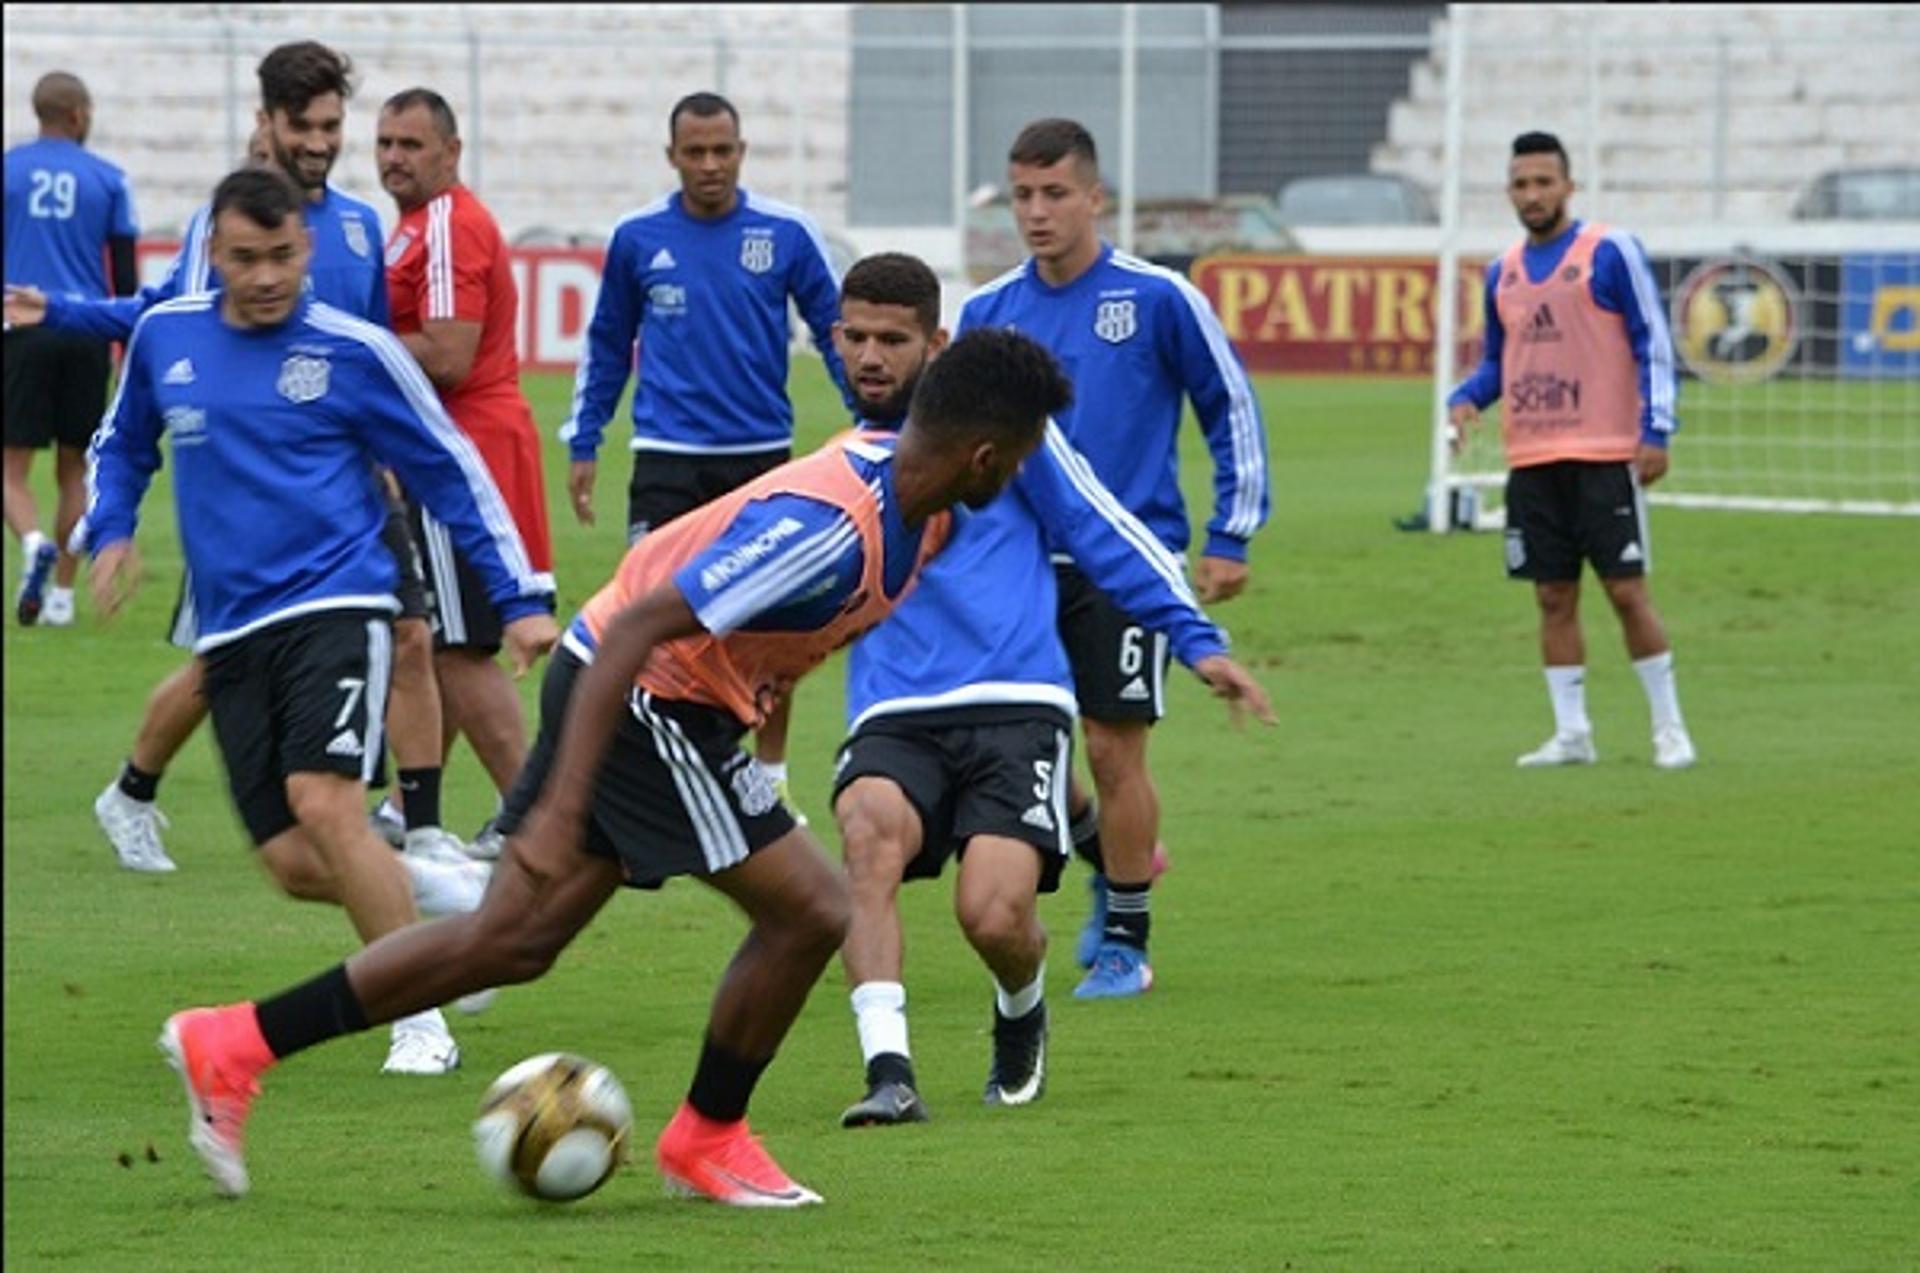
[1840,252,1920,379]
[1188,255,1487,376]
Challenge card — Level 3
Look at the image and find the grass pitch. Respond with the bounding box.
[4,367,1916,1269]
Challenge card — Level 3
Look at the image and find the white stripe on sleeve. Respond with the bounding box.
[1607,230,1678,436]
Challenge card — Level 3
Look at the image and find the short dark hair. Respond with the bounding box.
[841,253,941,335]
[31,72,89,123]
[669,92,739,143]
[257,41,353,118]
[1009,118,1099,175]
[211,167,306,230]
[1512,131,1570,176]
[383,87,459,139]
[909,328,1071,446]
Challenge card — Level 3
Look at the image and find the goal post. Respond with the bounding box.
[1415,3,1920,530]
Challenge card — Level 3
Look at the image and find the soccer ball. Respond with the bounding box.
[472,1052,633,1202]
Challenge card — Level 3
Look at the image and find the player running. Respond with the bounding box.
[83,169,556,1079]
[149,328,1199,1207]
[5,43,459,879]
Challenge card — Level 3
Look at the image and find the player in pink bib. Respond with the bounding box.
[1450,131,1696,771]
[153,327,1078,1209]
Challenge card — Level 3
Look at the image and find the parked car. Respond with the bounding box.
[1274,173,1438,225]
[1790,167,1920,221]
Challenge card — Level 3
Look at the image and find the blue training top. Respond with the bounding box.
[561,187,854,459]
[958,242,1270,562]
[82,294,552,652]
[43,184,388,339]
[4,137,139,299]
[845,417,1228,731]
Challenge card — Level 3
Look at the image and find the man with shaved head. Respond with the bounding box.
[4,71,140,627]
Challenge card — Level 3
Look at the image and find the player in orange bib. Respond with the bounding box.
[155,327,1073,1208]
[1450,131,1696,771]
[379,87,555,826]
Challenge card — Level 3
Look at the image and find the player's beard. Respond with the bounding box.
[272,139,332,194]
[858,368,923,427]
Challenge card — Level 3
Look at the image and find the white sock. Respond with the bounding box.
[995,967,1045,1020]
[21,529,48,563]
[47,585,73,605]
[1633,650,1685,734]
[1544,665,1591,737]
[761,760,789,785]
[850,981,909,1062]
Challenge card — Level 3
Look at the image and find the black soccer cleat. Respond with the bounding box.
[983,1002,1047,1107]
[840,1079,930,1128]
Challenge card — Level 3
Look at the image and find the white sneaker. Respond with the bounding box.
[404,825,472,867]
[1516,731,1597,768]
[1652,725,1697,770]
[381,1012,460,1075]
[95,782,179,872]
[399,845,492,918]
[40,589,74,626]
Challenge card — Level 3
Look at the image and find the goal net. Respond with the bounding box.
[1410,4,1920,527]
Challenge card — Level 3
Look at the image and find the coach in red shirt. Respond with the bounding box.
[376,86,555,818]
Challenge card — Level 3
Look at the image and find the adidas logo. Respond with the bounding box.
[162,358,196,385]
[1020,803,1056,833]
[325,728,364,758]
[649,247,677,270]
[1118,676,1150,702]
[1619,541,1644,564]
[1530,304,1556,331]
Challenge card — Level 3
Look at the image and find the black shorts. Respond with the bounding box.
[626,447,790,544]
[408,498,503,653]
[1503,460,1651,583]
[168,492,425,648]
[497,645,796,889]
[3,327,110,450]
[1054,562,1174,724]
[201,609,393,846]
[831,707,1074,894]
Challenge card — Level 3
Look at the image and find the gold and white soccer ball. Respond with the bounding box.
[473,1052,633,1202]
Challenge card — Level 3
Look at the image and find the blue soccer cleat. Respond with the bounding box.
[1074,872,1109,969]
[1073,942,1154,999]
[16,538,56,626]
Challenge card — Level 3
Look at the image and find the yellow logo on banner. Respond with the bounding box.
[1673,259,1799,383]
[1869,286,1920,352]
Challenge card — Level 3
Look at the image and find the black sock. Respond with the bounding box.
[865,1051,916,1090]
[118,760,161,804]
[1069,802,1105,874]
[398,768,442,832]
[253,964,371,1060]
[1104,881,1151,952]
[687,1035,772,1124]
